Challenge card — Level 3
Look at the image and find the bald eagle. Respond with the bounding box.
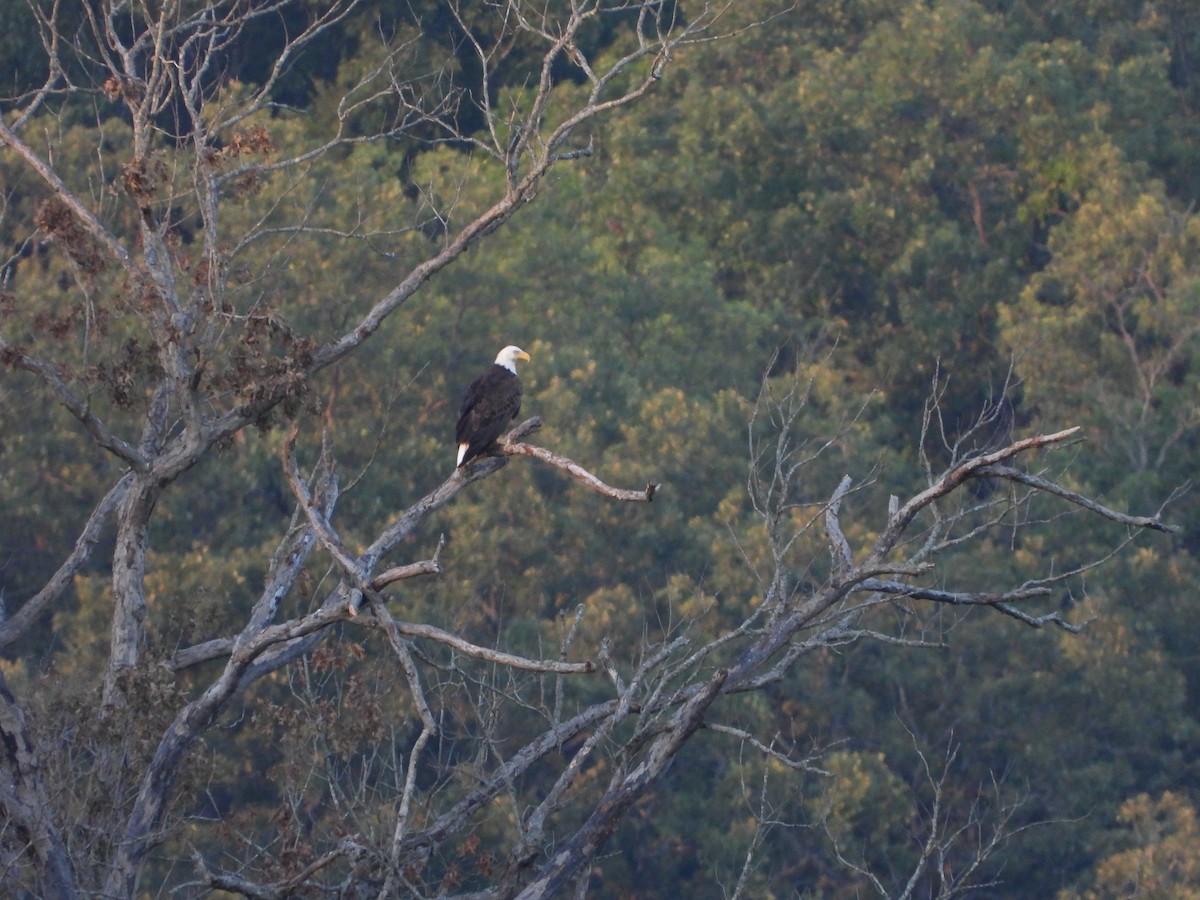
[456,345,530,467]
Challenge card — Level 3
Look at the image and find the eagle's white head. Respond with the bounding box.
[494,345,531,373]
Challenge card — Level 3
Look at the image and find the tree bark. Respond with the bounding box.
[0,671,76,898]
[513,669,730,899]
[103,476,161,707]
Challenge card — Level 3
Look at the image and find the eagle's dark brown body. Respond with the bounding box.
[455,346,529,467]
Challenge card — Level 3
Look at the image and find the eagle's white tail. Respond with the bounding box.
[457,443,469,466]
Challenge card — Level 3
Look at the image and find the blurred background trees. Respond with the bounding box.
[1,0,1197,896]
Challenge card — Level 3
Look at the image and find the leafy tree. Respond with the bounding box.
[0,1,1190,898]
[1002,142,1200,497]
[1060,792,1200,900]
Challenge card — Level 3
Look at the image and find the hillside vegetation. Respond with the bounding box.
[1,1,1198,896]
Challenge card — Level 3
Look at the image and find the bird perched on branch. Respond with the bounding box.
[455,345,530,467]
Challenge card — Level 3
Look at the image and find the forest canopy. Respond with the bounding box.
[1,0,1198,897]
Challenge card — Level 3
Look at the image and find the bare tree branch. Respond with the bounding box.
[0,340,147,469]
[875,427,1082,557]
[0,120,134,274]
[194,836,370,899]
[0,670,75,898]
[0,472,134,648]
[976,463,1180,532]
[500,438,661,502]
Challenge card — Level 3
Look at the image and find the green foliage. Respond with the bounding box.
[3,0,1199,895]
[1002,144,1200,499]
[1060,792,1200,899]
